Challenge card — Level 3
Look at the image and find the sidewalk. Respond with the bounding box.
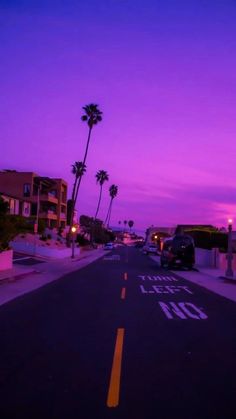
[0,248,107,307]
[150,255,236,303]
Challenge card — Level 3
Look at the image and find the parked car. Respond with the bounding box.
[104,242,114,250]
[135,241,144,248]
[160,234,195,269]
[142,243,158,255]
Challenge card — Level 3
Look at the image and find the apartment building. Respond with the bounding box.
[0,170,67,229]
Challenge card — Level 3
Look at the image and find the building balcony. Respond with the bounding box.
[41,193,58,204]
[60,213,66,220]
[39,210,58,220]
[32,193,58,204]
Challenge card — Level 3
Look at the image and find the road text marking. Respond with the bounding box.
[140,285,193,295]
[138,275,178,282]
[159,302,208,320]
[107,328,125,408]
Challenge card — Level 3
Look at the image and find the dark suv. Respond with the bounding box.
[160,234,195,269]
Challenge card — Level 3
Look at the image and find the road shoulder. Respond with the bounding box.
[149,254,236,303]
[0,249,108,307]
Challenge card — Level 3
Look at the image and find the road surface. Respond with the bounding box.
[0,246,236,418]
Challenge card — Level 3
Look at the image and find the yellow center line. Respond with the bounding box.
[106,328,125,408]
[124,272,128,280]
[121,287,126,300]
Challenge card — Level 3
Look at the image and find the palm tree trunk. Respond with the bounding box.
[69,126,92,231]
[94,185,103,220]
[107,200,113,228]
[104,198,112,226]
[69,177,80,230]
[74,126,92,207]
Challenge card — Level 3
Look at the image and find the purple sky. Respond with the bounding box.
[1,0,236,233]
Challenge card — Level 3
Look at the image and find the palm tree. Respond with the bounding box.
[104,184,118,228]
[70,103,102,230]
[128,220,134,232]
[94,170,109,220]
[124,220,127,232]
[71,161,86,207]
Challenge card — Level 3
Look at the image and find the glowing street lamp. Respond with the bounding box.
[225,218,234,278]
[71,225,77,259]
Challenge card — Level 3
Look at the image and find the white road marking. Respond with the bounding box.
[138,275,178,282]
[159,302,208,320]
[13,256,31,262]
[139,285,193,295]
[104,255,121,261]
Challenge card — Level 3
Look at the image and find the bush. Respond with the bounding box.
[0,215,17,252]
[185,229,228,251]
[76,234,90,246]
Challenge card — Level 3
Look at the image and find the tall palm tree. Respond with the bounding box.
[71,161,86,207]
[104,184,118,228]
[128,220,134,232]
[94,170,109,220]
[70,103,102,230]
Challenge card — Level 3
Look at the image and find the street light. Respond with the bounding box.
[34,181,41,235]
[225,218,233,278]
[34,181,41,256]
[71,225,77,259]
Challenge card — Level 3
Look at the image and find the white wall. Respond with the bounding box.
[195,248,217,267]
[195,247,236,269]
[10,242,80,259]
[0,250,13,271]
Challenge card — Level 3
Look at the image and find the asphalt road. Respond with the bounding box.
[0,246,236,419]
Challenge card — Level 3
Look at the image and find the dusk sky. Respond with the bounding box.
[1,0,236,233]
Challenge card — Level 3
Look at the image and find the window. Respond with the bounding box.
[9,199,15,215]
[23,183,31,197]
[23,202,30,216]
[49,190,57,198]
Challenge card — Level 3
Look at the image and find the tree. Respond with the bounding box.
[80,214,115,244]
[128,220,134,231]
[0,196,9,215]
[71,161,86,215]
[124,220,127,232]
[69,103,102,230]
[94,170,109,220]
[0,197,14,251]
[104,184,118,228]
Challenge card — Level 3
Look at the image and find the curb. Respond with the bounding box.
[0,269,38,285]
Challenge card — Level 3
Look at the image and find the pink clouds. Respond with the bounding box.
[1,1,236,232]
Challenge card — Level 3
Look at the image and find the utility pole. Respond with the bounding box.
[225,218,234,278]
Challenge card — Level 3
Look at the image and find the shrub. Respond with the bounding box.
[185,229,228,251]
[0,215,17,252]
[76,234,90,246]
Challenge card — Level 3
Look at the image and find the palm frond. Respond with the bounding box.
[96,169,109,185]
[81,103,103,128]
[109,184,118,199]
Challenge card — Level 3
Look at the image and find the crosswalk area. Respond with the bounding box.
[103,254,121,261]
